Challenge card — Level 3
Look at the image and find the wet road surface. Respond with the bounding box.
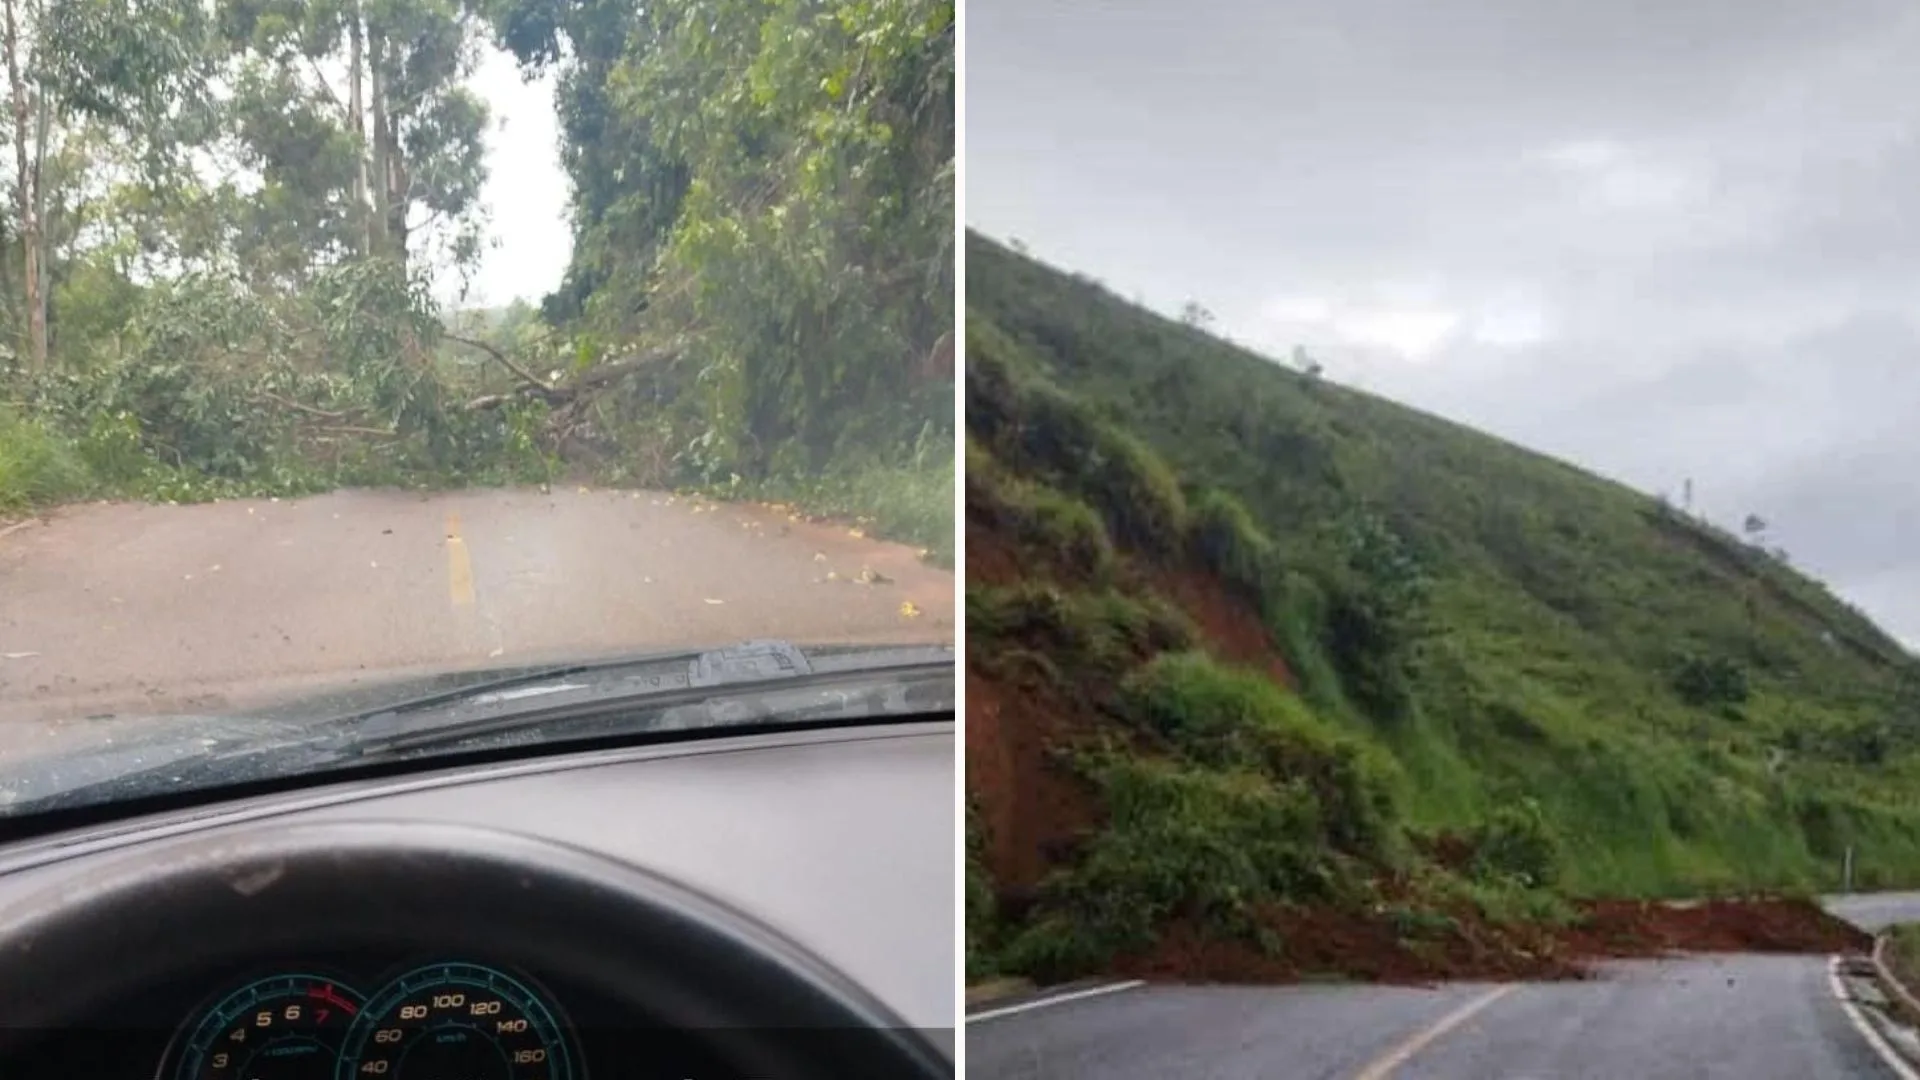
[0,487,952,753]
[967,953,1911,1079]
[1828,892,1920,932]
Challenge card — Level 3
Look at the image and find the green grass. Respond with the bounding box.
[966,226,1920,922]
[723,454,955,568]
[1002,747,1337,980]
[968,581,1196,689]
[0,407,91,513]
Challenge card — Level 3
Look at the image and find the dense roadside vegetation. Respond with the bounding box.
[1888,923,1920,984]
[964,229,1920,983]
[0,0,953,561]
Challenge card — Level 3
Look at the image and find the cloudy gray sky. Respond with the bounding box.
[968,0,1920,644]
[453,48,570,309]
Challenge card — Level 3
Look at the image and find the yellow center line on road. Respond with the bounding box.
[1351,983,1516,1080]
[446,513,474,607]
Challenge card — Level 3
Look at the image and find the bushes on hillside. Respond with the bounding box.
[1001,751,1332,979]
[965,793,999,979]
[998,652,1404,980]
[1672,653,1750,707]
[965,325,1188,553]
[967,440,1114,579]
[1119,651,1399,857]
[1189,488,1276,602]
[967,584,1196,687]
[1464,797,1562,889]
[1321,513,1431,724]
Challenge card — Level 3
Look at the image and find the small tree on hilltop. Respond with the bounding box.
[1180,300,1214,329]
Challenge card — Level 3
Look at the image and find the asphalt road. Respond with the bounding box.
[0,487,952,752]
[969,896,1920,1079]
[1828,892,1920,932]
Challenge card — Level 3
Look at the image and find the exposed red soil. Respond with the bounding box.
[965,521,1025,588]
[966,522,1108,902]
[1151,567,1294,687]
[966,516,1299,906]
[964,665,1104,900]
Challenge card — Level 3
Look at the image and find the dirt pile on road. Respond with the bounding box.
[1564,897,1871,958]
[1099,896,1868,987]
[1113,906,1590,986]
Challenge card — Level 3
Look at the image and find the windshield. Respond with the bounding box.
[964,0,1920,1073]
[0,1,955,814]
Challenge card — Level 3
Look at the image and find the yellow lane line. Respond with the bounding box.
[446,513,474,607]
[1352,984,1516,1080]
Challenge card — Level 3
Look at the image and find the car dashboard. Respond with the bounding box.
[0,718,955,1080]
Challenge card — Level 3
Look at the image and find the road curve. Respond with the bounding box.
[968,954,1908,1079]
[1827,892,1920,932]
[0,487,952,751]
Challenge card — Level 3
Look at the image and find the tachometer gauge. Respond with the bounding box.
[164,973,366,1080]
[337,963,580,1080]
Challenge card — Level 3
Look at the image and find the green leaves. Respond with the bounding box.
[503,0,951,483]
[41,0,216,129]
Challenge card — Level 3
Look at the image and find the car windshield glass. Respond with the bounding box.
[0,0,955,819]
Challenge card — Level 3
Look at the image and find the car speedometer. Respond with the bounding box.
[164,973,366,1080]
[335,962,580,1080]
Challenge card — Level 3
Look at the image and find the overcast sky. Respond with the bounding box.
[454,47,570,309]
[968,0,1920,644]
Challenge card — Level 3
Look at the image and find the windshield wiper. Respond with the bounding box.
[346,641,954,758]
[313,646,719,723]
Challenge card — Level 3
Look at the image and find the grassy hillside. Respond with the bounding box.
[964,230,1920,982]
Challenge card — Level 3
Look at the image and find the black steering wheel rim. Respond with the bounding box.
[0,819,951,1079]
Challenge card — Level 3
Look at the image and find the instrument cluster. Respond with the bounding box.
[159,959,582,1080]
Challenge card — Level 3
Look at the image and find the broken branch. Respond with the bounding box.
[254,390,354,420]
[442,330,556,396]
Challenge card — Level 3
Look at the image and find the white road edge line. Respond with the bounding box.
[1829,954,1920,1080]
[966,979,1147,1024]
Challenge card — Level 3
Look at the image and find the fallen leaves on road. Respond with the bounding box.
[900,602,921,618]
[848,528,865,539]
[704,598,725,605]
